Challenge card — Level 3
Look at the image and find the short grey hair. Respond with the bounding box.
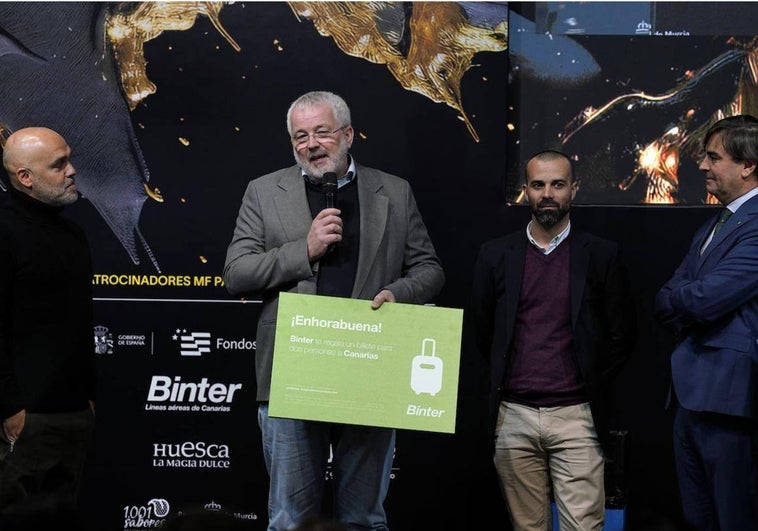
[286,91,351,136]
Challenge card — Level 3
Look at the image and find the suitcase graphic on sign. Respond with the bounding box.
[411,338,443,396]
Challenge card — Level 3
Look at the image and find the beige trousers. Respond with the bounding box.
[494,401,605,531]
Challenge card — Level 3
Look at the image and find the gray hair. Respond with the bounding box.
[286,91,351,136]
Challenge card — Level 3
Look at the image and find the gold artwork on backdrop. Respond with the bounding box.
[104,1,506,142]
[106,1,240,110]
[288,2,507,142]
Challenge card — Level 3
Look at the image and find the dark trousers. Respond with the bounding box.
[673,405,758,531]
[0,409,94,530]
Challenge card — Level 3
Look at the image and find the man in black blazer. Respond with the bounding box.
[468,150,635,530]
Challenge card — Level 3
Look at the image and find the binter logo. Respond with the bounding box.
[173,329,211,356]
[145,376,243,413]
[147,376,242,403]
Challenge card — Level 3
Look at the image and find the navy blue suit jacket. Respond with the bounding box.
[467,229,636,446]
[655,194,758,420]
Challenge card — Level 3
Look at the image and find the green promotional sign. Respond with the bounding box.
[269,292,463,433]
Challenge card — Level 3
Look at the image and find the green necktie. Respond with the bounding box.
[713,208,733,236]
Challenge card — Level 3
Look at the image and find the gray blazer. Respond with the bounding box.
[223,163,445,400]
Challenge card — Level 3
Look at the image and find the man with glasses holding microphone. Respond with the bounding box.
[223,91,444,531]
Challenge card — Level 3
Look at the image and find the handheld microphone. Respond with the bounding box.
[322,172,338,254]
[322,172,337,209]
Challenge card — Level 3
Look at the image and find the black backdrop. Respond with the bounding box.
[0,2,742,530]
[80,206,714,531]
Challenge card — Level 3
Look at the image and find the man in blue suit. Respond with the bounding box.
[655,115,758,530]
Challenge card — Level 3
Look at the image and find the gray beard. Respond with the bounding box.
[293,143,350,181]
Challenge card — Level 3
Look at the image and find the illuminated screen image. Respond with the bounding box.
[506,2,758,205]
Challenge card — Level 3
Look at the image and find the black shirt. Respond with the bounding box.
[0,188,95,417]
[304,177,360,298]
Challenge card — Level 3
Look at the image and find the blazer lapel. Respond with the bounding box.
[352,168,388,297]
[273,167,313,244]
[570,233,589,329]
[694,211,722,269]
[698,194,758,270]
[505,235,526,339]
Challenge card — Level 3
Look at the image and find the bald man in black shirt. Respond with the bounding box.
[0,127,95,529]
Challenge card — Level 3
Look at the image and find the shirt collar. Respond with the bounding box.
[725,185,758,214]
[338,156,356,188]
[526,220,571,255]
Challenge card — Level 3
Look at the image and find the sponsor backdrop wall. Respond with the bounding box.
[0,2,751,530]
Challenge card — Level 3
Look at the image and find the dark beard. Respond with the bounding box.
[533,205,569,228]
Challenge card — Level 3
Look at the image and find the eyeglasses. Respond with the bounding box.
[292,126,346,148]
